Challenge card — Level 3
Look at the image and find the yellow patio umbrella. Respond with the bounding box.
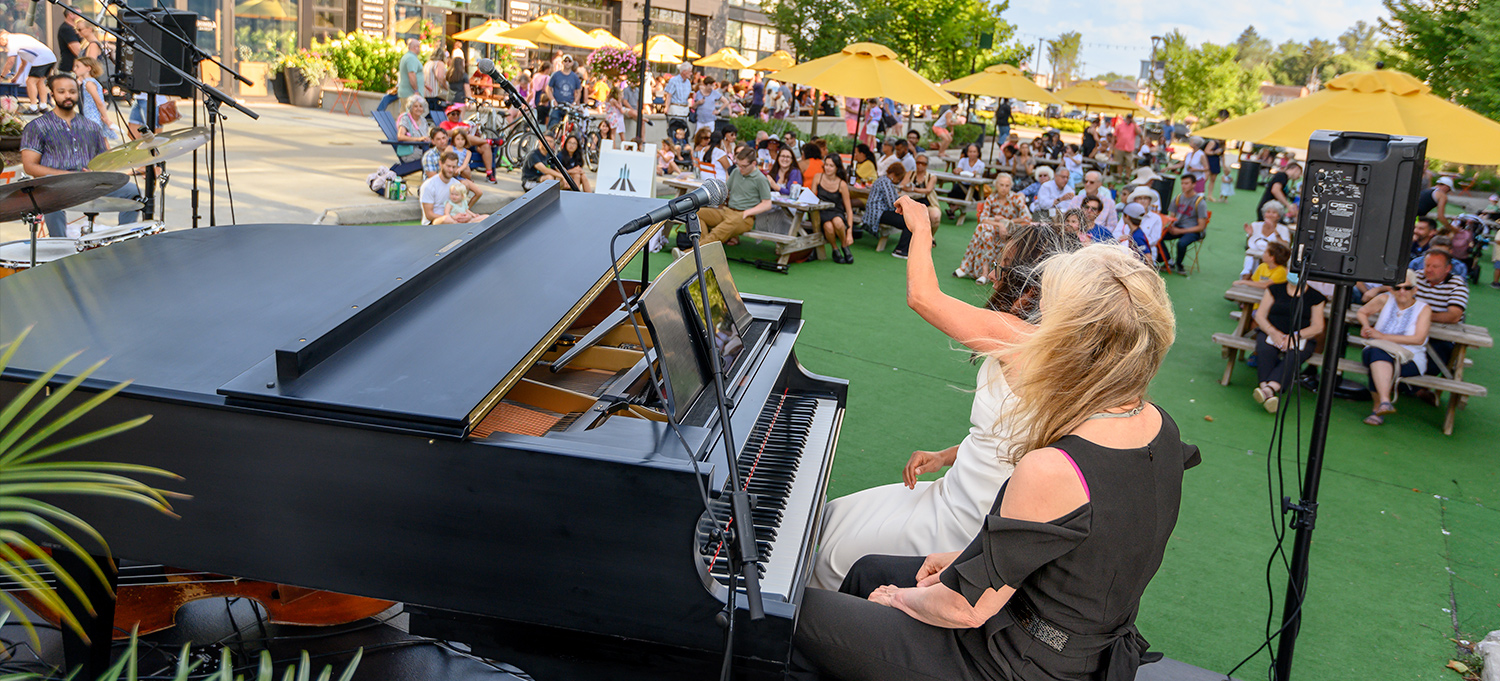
[587,28,628,49]
[635,35,699,64]
[451,19,537,48]
[1194,69,1500,164]
[749,50,795,72]
[498,13,601,49]
[943,64,1064,105]
[694,47,753,70]
[235,0,293,19]
[769,42,957,105]
[1055,81,1147,115]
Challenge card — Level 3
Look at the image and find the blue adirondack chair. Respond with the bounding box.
[372,109,429,177]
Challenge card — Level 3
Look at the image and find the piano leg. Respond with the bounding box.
[55,551,118,677]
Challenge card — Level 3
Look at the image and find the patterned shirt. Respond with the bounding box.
[978,191,1030,223]
[21,111,107,172]
[1416,270,1469,322]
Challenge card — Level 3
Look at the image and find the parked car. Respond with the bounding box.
[1044,104,1061,118]
[1063,110,1085,119]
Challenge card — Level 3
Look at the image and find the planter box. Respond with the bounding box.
[238,61,270,98]
[286,67,326,108]
[0,135,18,152]
[320,88,390,117]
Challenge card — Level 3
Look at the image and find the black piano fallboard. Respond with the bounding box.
[0,183,846,679]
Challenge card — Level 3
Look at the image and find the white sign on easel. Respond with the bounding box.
[596,140,657,199]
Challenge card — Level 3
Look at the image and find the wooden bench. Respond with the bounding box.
[1217,284,1491,434]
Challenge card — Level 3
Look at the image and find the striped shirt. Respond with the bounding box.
[1416,271,1468,321]
[21,111,107,172]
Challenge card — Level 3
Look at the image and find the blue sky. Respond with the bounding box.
[1001,0,1390,79]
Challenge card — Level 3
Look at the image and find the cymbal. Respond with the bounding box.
[71,196,145,214]
[0,173,131,222]
[87,127,210,172]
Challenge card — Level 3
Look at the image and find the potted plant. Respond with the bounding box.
[274,49,338,108]
[0,99,22,151]
[586,46,641,86]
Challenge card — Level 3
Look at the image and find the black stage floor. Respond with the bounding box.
[2,599,1237,680]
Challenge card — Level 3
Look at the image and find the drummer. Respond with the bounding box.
[20,73,140,237]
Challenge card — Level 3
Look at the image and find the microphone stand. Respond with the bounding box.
[107,0,256,227]
[494,75,578,192]
[680,212,764,681]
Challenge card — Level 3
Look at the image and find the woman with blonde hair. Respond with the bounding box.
[811,214,1078,590]
[792,196,1197,681]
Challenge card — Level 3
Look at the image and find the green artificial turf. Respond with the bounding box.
[633,181,1498,679]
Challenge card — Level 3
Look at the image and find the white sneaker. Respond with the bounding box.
[672,247,685,260]
[975,275,988,285]
[953,268,966,278]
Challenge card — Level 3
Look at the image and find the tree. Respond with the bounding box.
[868,0,1029,81]
[1338,20,1380,62]
[1158,30,1266,119]
[1233,26,1273,69]
[1046,31,1082,87]
[1381,0,1482,108]
[763,0,873,64]
[1092,71,1135,84]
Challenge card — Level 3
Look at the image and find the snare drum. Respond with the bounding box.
[77,221,167,251]
[0,238,80,278]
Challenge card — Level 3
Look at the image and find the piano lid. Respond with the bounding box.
[0,183,667,435]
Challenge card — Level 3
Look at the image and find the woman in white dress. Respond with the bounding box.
[812,210,1078,589]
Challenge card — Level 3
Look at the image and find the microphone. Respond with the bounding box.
[616,179,726,236]
[477,58,525,105]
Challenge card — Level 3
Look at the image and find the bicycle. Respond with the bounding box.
[464,98,532,170]
[545,102,603,172]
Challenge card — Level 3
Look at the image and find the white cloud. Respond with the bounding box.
[1002,0,1389,77]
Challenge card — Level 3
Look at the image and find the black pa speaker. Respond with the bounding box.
[1292,130,1428,286]
[115,9,199,98]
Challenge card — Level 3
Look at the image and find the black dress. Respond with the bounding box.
[816,182,846,224]
[790,407,1200,681]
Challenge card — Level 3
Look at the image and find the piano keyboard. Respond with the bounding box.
[698,392,838,601]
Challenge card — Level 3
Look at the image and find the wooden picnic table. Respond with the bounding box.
[661,177,834,265]
[1216,282,1491,434]
[928,170,990,228]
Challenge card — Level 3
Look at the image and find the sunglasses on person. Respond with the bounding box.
[1394,284,1415,290]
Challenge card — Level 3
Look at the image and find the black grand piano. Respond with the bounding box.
[0,183,845,680]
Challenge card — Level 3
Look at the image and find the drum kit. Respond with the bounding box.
[0,128,208,278]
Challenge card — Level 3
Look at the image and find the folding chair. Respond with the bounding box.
[372,109,430,177]
[331,78,364,116]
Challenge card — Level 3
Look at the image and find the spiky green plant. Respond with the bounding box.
[0,328,184,648]
[0,612,363,680]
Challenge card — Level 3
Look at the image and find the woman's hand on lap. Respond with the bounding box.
[915,550,961,585]
[903,450,945,488]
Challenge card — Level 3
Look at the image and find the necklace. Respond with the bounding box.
[1086,402,1146,420]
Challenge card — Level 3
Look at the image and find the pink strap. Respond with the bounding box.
[1056,448,1091,500]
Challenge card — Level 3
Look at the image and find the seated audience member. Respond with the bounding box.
[1237,241,1291,291]
[1030,167,1074,214]
[696,146,774,246]
[1126,183,1161,213]
[1125,187,1163,250]
[1414,249,1469,374]
[892,139,917,173]
[899,154,941,227]
[1407,236,1469,281]
[1062,143,1085,186]
[1242,201,1290,276]
[420,152,488,224]
[1162,173,1208,271]
[861,163,908,251]
[1008,144,1036,190]
[876,138,901,178]
[1357,270,1431,426]
[657,136,682,175]
[956,172,1031,282]
[814,155,856,264]
[850,143,878,185]
[422,127,454,179]
[438,103,496,180]
[791,239,1195,681]
[905,130,926,154]
[521,133,569,190]
[1065,170,1116,232]
[1249,269,1327,413]
[754,131,772,165]
[766,147,802,196]
[442,182,479,223]
[556,134,592,192]
[799,142,824,189]
[1080,195,1112,243]
[394,95,432,163]
[1019,165,1052,202]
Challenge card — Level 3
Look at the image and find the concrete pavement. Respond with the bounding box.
[0,100,528,244]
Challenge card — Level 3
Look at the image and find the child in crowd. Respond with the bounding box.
[1238,241,1291,292]
[445,183,477,223]
[658,137,681,176]
[74,57,118,141]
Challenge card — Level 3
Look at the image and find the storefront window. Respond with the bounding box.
[724,20,775,62]
[234,0,297,61]
[528,0,610,33]
[310,0,346,41]
[186,0,221,55]
[393,2,422,40]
